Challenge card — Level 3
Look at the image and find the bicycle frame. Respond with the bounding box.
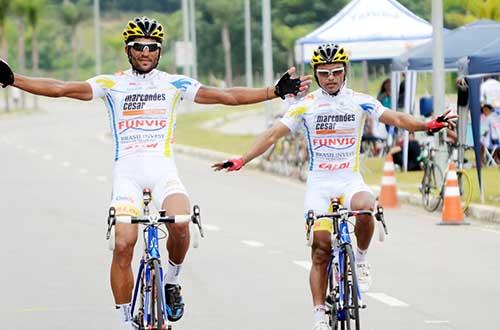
[130,224,167,325]
[327,214,361,322]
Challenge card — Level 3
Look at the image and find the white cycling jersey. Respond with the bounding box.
[87,69,201,161]
[280,87,387,173]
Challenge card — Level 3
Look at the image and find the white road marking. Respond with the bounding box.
[424,320,450,324]
[203,224,220,231]
[78,168,89,174]
[42,154,53,160]
[293,260,312,270]
[481,228,500,234]
[241,240,264,247]
[268,250,283,254]
[365,292,410,307]
[28,148,38,154]
[16,145,25,150]
[96,176,108,182]
[60,161,71,167]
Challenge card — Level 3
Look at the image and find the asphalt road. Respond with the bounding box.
[1,97,499,330]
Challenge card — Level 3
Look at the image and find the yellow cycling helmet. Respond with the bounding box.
[310,44,349,67]
[123,16,165,44]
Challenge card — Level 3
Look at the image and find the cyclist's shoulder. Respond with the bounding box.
[161,72,201,91]
[87,71,127,89]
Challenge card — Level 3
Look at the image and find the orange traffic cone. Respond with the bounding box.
[379,154,399,208]
[438,162,469,225]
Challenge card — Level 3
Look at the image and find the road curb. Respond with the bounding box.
[175,144,500,224]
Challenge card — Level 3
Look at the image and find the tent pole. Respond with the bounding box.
[362,60,369,93]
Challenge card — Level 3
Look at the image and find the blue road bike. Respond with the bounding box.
[106,189,204,330]
[306,199,387,330]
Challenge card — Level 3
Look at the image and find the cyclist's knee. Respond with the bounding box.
[113,226,137,264]
[350,191,375,211]
[311,233,331,264]
[167,222,190,240]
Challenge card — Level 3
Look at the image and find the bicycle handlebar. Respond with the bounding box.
[115,214,192,224]
[106,205,204,240]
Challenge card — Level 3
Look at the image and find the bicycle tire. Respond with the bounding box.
[341,244,360,330]
[422,163,443,212]
[457,169,473,213]
[327,264,339,330]
[148,259,165,330]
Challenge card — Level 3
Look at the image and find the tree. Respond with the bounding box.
[444,0,500,28]
[12,0,31,109]
[0,0,11,112]
[202,0,242,87]
[60,0,91,79]
[27,0,45,109]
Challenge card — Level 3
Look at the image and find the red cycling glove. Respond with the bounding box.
[226,157,244,171]
[426,113,450,133]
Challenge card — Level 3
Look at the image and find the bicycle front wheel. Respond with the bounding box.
[341,244,360,330]
[457,169,473,213]
[421,164,443,212]
[148,260,165,330]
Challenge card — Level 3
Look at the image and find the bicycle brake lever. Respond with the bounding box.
[106,207,116,240]
[192,205,204,238]
[375,206,388,235]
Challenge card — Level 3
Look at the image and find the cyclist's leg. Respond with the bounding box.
[345,180,376,292]
[349,191,375,251]
[304,174,332,328]
[153,175,190,322]
[109,175,142,325]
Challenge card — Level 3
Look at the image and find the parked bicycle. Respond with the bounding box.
[305,199,387,330]
[419,142,473,213]
[106,189,204,330]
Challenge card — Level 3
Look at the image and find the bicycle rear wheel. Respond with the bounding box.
[457,169,473,213]
[340,244,360,330]
[148,259,165,330]
[421,163,443,212]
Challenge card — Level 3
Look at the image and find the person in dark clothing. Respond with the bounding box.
[390,132,421,171]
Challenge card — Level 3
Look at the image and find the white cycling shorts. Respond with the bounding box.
[109,153,188,216]
[303,170,373,217]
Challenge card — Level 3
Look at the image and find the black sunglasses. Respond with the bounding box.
[127,42,162,52]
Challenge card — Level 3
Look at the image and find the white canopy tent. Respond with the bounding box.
[295,0,433,63]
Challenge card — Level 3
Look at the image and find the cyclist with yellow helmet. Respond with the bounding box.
[0,16,312,329]
[213,43,456,330]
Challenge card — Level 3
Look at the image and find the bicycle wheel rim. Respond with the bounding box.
[457,169,473,213]
[327,263,338,328]
[423,164,443,212]
[342,245,360,330]
[154,260,164,329]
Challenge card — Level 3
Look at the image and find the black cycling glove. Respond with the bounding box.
[274,72,301,99]
[0,59,14,88]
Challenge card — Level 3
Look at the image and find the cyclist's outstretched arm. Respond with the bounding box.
[13,73,93,101]
[379,109,456,133]
[212,122,290,171]
[195,67,311,105]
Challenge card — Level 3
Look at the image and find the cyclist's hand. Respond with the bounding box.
[212,157,244,172]
[426,110,457,133]
[0,59,14,88]
[274,67,312,99]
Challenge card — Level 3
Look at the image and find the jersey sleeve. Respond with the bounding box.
[86,75,116,100]
[356,93,386,119]
[280,102,307,133]
[169,75,202,102]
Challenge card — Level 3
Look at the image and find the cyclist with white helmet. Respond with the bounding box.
[0,16,311,329]
[213,43,455,330]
